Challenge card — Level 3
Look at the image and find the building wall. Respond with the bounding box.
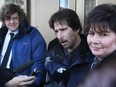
[96,0,116,5]
[30,0,59,46]
[30,0,116,46]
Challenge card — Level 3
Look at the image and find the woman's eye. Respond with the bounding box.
[99,33,108,36]
[88,32,94,35]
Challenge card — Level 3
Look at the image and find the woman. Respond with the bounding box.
[85,3,116,69]
[77,3,116,87]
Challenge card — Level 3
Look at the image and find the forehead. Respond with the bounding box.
[54,21,68,26]
[54,21,68,29]
[10,12,18,17]
[5,12,19,18]
[89,23,111,33]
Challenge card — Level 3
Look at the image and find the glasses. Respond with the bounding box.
[5,17,19,22]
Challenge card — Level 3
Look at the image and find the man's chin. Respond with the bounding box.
[62,45,68,49]
[9,28,17,32]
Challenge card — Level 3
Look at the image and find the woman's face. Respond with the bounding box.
[87,27,116,60]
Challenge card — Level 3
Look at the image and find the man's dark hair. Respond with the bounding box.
[85,4,116,35]
[49,9,82,34]
[0,3,26,23]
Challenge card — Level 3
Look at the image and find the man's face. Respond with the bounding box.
[54,21,80,52]
[4,12,20,32]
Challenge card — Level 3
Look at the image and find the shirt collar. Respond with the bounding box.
[8,29,19,35]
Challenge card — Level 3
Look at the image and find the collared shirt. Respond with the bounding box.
[91,57,100,69]
[0,29,18,69]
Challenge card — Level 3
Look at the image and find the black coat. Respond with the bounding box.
[45,35,94,87]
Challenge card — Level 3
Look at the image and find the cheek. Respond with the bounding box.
[17,22,20,27]
[69,33,77,41]
[87,36,91,45]
[64,32,72,40]
[16,20,20,25]
[106,39,116,48]
[4,21,8,26]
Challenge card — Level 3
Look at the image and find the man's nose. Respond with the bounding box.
[57,31,63,40]
[9,18,14,23]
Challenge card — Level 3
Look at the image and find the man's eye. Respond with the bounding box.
[54,30,58,34]
[61,29,65,31]
[5,17,10,20]
[13,17,18,20]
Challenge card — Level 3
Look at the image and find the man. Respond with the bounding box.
[0,3,46,87]
[45,9,94,87]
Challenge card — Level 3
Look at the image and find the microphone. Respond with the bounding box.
[30,68,41,76]
[13,60,34,74]
[54,67,70,86]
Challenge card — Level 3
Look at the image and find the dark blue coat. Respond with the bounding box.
[45,35,94,87]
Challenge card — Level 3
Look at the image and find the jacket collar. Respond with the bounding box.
[64,34,93,64]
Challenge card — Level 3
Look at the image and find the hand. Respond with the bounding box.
[4,75,36,87]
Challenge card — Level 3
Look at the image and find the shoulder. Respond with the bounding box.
[25,26,39,35]
[48,38,59,51]
[47,43,64,56]
[25,26,45,40]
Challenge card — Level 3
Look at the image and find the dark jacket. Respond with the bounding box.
[45,35,94,87]
[0,20,47,86]
[97,50,116,69]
